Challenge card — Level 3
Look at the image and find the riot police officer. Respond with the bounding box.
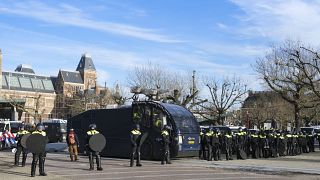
[86,124,103,171]
[250,131,259,159]
[130,124,142,167]
[224,131,233,160]
[161,125,171,165]
[212,128,221,161]
[199,128,206,160]
[14,125,29,167]
[204,126,214,161]
[31,123,47,177]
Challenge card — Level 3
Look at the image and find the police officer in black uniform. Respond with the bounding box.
[14,125,30,167]
[199,128,206,160]
[204,126,214,161]
[130,124,142,167]
[224,131,233,160]
[161,125,171,165]
[86,124,103,171]
[31,123,47,177]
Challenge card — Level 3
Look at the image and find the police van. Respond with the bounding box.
[42,119,67,143]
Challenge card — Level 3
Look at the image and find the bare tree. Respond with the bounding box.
[202,75,247,125]
[127,62,202,109]
[6,94,45,123]
[254,40,317,129]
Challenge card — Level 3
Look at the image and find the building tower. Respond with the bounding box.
[76,53,97,90]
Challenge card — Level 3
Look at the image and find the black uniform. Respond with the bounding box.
[31,130,47,177]
[224,133,233,160]
[161,126,171,165]
[14,129,29,167]
[307,133,315,152]
[212,131,221,161]
[236,130,246,159]
[204,130,213,161]
[86,127,103,171]
[130,126,142,167]
[259,132,269,158]
[250,133,259,159]
[199,130,206,160]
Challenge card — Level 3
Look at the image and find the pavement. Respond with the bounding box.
[0,144,319,180]
[177,150,320,175]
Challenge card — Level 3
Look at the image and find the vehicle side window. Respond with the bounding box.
[152,109,167,132]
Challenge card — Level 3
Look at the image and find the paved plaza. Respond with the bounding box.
[0,149,320,180]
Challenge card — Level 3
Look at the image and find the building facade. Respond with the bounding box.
[0,50,112,123]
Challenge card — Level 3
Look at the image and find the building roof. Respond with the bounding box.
[76,53,96,71]
[2,71,55,93]
[14,64,35,74]
[59,70,83,84]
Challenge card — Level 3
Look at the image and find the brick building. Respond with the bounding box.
[0,50,112,123]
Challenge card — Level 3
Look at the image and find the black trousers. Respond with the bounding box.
[31,152,46,176]
[15,145,27,166]
[88,151,102,170]
[161,144,171,164]
[130,145,141,166]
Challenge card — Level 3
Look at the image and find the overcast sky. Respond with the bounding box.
[1,0,320,90]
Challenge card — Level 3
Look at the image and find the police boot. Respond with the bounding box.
[31,162,36,177]
[136,153,142,167]
[14,153,19,166]
[89,154,94,170]
[39,157,47,176]
[130,153,135,167]
[166,151,171,164]
[96,155,103,171]
[22,153,27,167]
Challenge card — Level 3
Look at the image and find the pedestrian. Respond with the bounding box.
[86,124,103,171]
[14,125,30,167]
[160,125,171,165]
[130,124,142,167]
[67,129,79,161]
[31,123,47,177]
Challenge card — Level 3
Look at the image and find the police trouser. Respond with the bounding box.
[212,144,221,161]
[199,143,206,160]
[15,145,28,166]
[287,142,293,155]
[161,144,171,164]
[31,152,46,176]
[225,146,233,160]
[130,145,141,167]
[206,144,212,161]
[88,151,101,170]
[308,140,315,152]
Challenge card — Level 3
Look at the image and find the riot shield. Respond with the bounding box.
[239,149,247,159]
[26,134,46,154]
[89,134,106,152]
[21,133,31,149]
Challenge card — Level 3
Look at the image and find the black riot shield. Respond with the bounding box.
[21,133,31,149]
[26,134,46,154]
[89,134,106,152]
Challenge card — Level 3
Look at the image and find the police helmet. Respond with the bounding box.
[209,125,214,131]
[36,123,44,131]
[89,124,97,130]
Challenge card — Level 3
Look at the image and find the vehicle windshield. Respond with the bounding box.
[60,123,67,132]
[161,103,199,134]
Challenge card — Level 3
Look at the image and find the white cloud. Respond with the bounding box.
[0,1,182,43]
[230,0,320,44]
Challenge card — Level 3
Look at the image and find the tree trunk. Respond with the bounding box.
[294,104,301,131]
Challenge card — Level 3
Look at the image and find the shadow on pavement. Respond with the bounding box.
[0,169,30,177]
